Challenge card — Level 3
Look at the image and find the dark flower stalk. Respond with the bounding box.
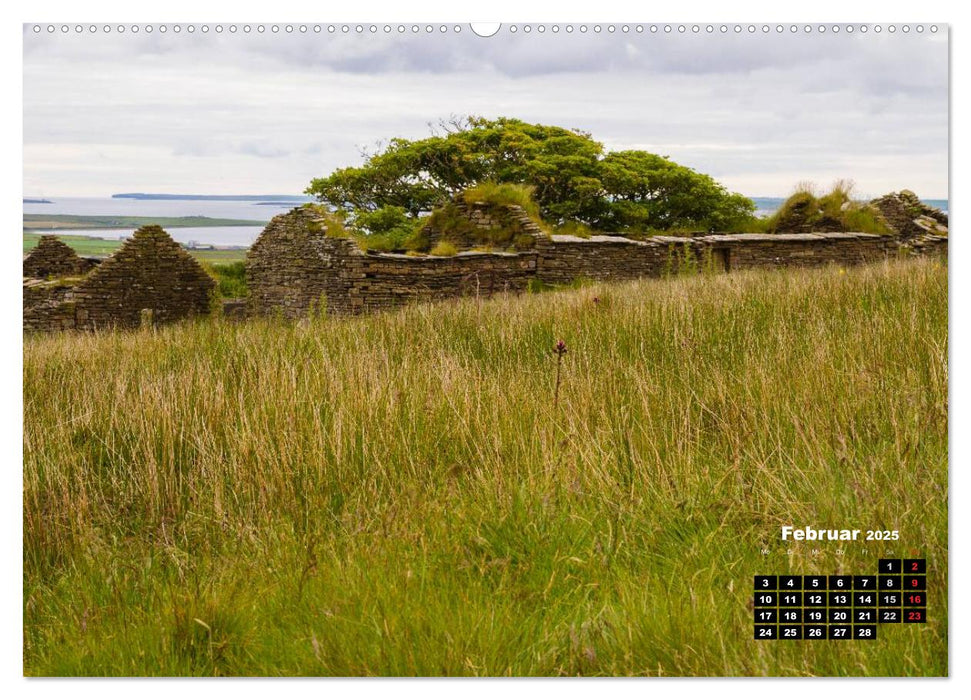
[553,339,568,408]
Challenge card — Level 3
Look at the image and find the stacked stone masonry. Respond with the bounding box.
[316,240,538,316]
[245,204,947,318]
[22,235,97,278]
[24,225,215,332]
[870,191,948,238]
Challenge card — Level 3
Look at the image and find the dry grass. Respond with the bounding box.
[23,258,947,676]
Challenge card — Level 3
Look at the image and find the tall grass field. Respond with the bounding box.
[23,258,948,676]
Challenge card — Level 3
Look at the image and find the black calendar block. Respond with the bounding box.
[779,608,802,624]
[828,608,852,623]
[779,591,801,607]
[828,625,852,640]
[855,608,877,623]
[904,608,927,623]
[904,559,926,574]
[802,625,826,639]
[853,625,877,640]
[755,576,777,590]
[804,624,827,640]
[829,591,851,607]
[804,592,827,607]
[755,625,777,639]
[779,625,802,640]
[905,591,926,607]
[754,592,776,607]
[879,558,902,574]
[878,575,901,591]
[904,575,926,591]
[755,609,776,623]
[804,609,826,624]
[880,592,901,607]
[879,609,901,623]
[803,575,827,590]
[854,592,877,607]
[829,575,852,590]
[778,575,801,590]
[853,575,876,590]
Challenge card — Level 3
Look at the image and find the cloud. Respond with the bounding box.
[22,26,949,197]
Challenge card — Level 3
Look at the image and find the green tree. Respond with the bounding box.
[306,116,755,232]
[599,151,755,230]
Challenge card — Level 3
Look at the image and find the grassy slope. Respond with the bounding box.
[23,232,247,265]
[23,259,948,676]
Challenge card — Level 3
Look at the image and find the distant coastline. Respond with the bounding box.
[23,198,53,204]
[23,214,267,230]
[112,193,312,202]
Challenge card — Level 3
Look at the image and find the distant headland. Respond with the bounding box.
[112,193,312,202]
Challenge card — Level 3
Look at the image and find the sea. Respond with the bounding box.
[23,195,949,248]
[752,197,949,219]
[22,196,311,248]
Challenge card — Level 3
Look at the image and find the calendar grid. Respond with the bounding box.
[754,559,927,640]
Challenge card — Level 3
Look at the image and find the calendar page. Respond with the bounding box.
[21,18,948,679]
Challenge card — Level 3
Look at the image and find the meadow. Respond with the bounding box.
[22,258,948,676]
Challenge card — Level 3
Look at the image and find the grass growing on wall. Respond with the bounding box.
[23,258,947,676]
[461,182,543,219]
[764,181,891,234]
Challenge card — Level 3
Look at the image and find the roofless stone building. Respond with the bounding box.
[24,225,215,332]
[246,198,946,318]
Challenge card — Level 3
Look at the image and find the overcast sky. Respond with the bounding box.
[22,24,949,199]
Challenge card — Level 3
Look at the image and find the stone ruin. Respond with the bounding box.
[24,192,948,331]
[245,197,947,318]
[22,235,98,278]
[767,189,949,242]
[870,190,949,238]
[23,225,215,332]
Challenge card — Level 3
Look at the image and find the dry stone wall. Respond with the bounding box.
[245,204,946,319]
[533,232,896,284]
[23,226,215,332]
[24,296,78,332]
[900,234,948,258]
[695,232,890,271]
[320,245,538,315]
[23,278,75,311]
[533,234,678,284]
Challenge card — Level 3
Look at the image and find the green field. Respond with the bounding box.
[23,259,947,676]
[24,214,266,230]
[23,232,247,265]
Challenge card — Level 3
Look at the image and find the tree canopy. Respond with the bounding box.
[306,116,756,232]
